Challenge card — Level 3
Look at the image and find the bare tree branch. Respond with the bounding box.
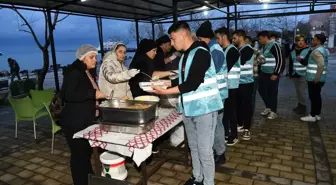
[57,14,71,23]
[18,28,32,34]
[12,5,43,49]
[42,9,48,46]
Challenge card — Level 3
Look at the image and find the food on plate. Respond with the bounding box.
[117,103,151,109]
[120,96,131,100]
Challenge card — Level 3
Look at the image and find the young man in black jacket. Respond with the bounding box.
[257,31,285,120]
[215,27,241,146]
[149,21,223,185]
[232,30,255,140]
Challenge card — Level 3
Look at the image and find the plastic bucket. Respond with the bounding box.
[100,152,128,181]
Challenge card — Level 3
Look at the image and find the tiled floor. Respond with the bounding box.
[0,57,335,185]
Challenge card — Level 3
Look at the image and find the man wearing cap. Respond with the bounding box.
[155,35,181,71]
[149,21,223,185]
[196,20,227,165]
[214,27,241,146]
[299,34,328,122]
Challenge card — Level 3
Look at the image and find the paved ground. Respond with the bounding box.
[0,56,335,185]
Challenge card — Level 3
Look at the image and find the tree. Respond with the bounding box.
[264,11,296,41]
[237,18,264,37]
[11,6,69,89]
[296,21,312,39]
[180,12,228,32]
[128,22,166,41]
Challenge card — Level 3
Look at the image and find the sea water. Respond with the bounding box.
[0,38,136,89]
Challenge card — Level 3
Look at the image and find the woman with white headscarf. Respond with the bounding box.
[60,44,106,185]
[98,43,139,99]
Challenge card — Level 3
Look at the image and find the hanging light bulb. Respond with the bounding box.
[81,0,87,2]
[203,10,209,16]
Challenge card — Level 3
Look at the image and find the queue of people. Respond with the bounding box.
[59,20,329,185]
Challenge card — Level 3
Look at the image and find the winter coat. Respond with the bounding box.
[98,44,133,99]
[59,59,97,132]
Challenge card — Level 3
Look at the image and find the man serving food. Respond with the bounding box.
[147,21,223,185]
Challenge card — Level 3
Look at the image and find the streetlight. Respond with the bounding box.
[313,26,316,36]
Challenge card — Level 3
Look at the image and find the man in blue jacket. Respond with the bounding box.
[196,21,227,164]
[149,21,223,185]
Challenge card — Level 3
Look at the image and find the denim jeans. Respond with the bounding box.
[183,111,217,185]
[213,101,225,156]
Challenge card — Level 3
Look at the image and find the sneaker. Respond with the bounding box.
[316,115,321,121]
[242,130,251,140]
[237,125,244,133]
[300,115,316,122]
[261,108,271,116]
[227,138,239,146]
[184,177,203,185]
[152,146,160,154]
[214,153,226,165]
[267,112,278,120]
[225,136,229,143]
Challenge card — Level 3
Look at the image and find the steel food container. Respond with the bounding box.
[99,99,157,124]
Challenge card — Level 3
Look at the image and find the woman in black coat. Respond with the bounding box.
[60,44,106,185]
[129,39,173,98]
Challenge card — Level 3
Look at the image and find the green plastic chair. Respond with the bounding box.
[30,88,54,111]
[44,102,62,154]
[9,96,48,139]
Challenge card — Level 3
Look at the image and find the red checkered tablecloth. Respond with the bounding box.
[74,109,183,150]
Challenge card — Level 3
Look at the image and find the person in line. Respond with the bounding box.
[245,36,266,118]
[284,39,295,76]
[232,30,255,141]
[196,20,227,164]
[299,34,328,122]
[129,39,174,98]
[155,35,181,71]
[257,31,285,120]
[60,44,106,185]
[7,58,21,82]
[215,27,240,146]
[149,21,223,185]
[98,43,139,99]
[289,35,310,115]
[270,33,279,43]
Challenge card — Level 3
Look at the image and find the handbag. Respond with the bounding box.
[49,88,65,121]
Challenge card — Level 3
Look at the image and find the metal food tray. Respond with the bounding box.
[99,121,155,135]
[99,99,157,124]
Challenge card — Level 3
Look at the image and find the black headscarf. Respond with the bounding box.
[130,39,157,69]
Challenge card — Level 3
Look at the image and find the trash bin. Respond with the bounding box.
[100,152,128,181]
